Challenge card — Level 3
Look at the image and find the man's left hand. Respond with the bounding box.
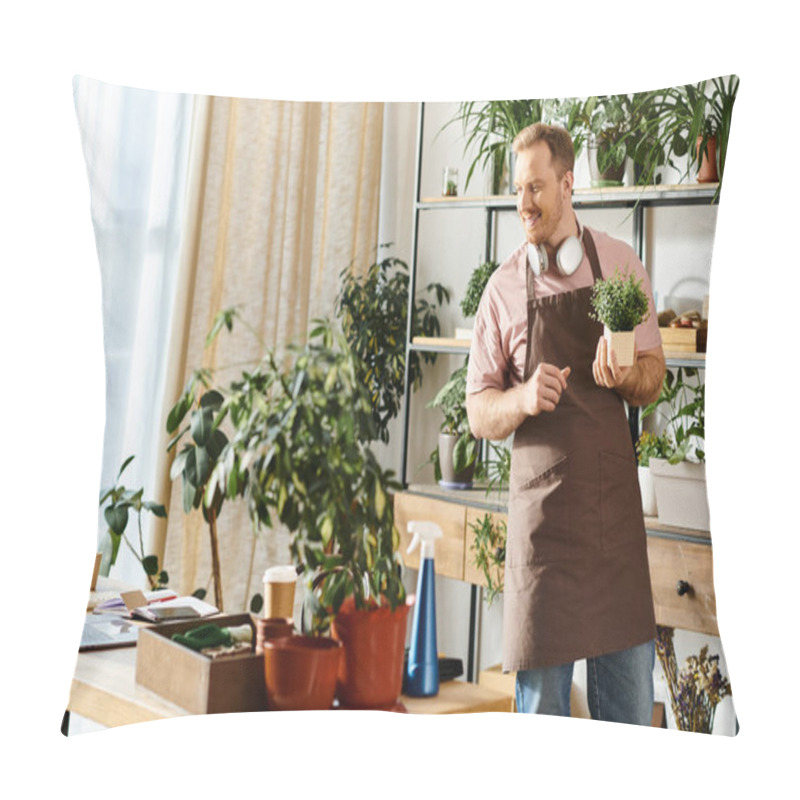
[592,335,634,390]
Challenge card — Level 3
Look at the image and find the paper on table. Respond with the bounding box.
[130,595,219,623]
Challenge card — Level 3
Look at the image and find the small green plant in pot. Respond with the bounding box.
[589,266,650,367]
[427,362,479,488]
[635,430,672,517]
[642,367,708,531]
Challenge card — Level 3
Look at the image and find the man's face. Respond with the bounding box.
[513,141,572,248]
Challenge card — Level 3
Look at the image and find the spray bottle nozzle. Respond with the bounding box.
[407,521,444,559]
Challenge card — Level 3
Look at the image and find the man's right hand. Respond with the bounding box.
[521,363,571,416]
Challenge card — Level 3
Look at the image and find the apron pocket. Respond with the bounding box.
[599,450,643,552]
[507,455,575,565]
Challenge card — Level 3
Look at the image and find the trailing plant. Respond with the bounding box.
[426,362,478,481]
[204,315,406,635]
[635,430,672,468]
[656,625,732,734]
[99,456,168,589]
[482,441,511,494]
[460,260,499,318]
[335,251,450,444]
[589,267,650,332]
[642,367,705,463]
[470,513,506,607]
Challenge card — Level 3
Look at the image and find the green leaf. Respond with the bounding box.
[117,455,135,479]
[200,390,225,410]
[143,501,167,518]
[142,555,160,576]
[192,588,207,600]
[250,593,263,614]
[104,504,129,537]
[190,407,214,447]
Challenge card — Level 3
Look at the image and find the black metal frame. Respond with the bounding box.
[399,102,717,684]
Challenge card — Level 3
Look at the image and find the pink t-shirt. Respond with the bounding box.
[466,225,662,394]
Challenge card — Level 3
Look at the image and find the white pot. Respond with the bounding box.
[649,458,710,531]
[638,465,658,517]
[604,327,635,367]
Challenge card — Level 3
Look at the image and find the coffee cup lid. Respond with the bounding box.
[263,565,297,583]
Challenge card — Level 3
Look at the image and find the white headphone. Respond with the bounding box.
[527,219,585,277]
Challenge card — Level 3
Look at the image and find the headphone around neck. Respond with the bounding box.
[527,219,585,277]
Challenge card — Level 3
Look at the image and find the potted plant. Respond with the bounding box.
[655,625,732,733]
[588,266,650,367]
[427,362,479,488]
[642,366,708,531]
[458,259,499,339]
[637,75,739,197]
[442,97,585,194]
[335,250,449,444]
[98,455,168,588]
[575,90,661,187]
[635,430,671,517]
[203,315,410,710]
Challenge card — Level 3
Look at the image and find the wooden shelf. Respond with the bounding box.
[419,182,719,210]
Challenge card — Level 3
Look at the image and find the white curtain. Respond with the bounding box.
[73,76,194,586]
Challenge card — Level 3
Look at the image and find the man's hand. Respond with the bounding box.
[592,336,666,407]
[522,363,572,416]
[592,335,632,390]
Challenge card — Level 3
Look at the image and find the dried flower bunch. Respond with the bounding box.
[656,625,732,733]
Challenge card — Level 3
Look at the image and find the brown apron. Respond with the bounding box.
[502,229,656,672]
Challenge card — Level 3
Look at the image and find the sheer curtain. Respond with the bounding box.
[73,76,194,586]
[161,97,385,610]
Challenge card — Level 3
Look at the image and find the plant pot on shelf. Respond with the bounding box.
[330,596,412,710]
[638,466,658,517]
[588,138,626,187]
[263,634,342,711]
[696,135,718,183]
[438,432,476,489]
[604,327,636,368]
[649,458,710,531]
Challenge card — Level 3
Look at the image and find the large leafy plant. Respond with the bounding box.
[203,316,406,634]
[642,367,705,463]
[99,456,168,589]
[335,253,449,444]
[589,267,650,332]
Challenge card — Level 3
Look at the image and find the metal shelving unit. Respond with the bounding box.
[398,101,715,683]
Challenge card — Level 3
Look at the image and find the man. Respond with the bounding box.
[466,123,666,724]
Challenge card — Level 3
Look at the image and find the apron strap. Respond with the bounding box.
[582,227,603,283]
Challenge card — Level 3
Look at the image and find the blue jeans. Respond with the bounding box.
[515,639,655,725]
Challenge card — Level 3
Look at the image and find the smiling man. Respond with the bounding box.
[466,123,666,724]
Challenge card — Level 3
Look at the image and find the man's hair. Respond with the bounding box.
[512,123,575,178]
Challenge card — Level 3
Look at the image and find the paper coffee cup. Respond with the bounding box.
[263,565,297,619]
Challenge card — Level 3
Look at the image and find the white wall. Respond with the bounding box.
[379,99,736,734]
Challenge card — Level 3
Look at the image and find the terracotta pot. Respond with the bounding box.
[263,635,342,711]
[331,596,411,709]
[696,135,718,183]
[254,616,294,655]
[438,432,476,489]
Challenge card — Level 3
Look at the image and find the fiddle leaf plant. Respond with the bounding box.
[335,251,449,444]
[206,316,407,634]
[589,267,650,332]
[99,455,168,589]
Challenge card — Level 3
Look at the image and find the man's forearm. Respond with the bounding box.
[615,349,666,407]
[466,386,528,441]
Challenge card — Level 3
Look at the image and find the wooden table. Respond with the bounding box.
[66,645,513,733]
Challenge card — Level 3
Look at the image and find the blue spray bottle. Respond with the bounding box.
[404,521,443,697]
